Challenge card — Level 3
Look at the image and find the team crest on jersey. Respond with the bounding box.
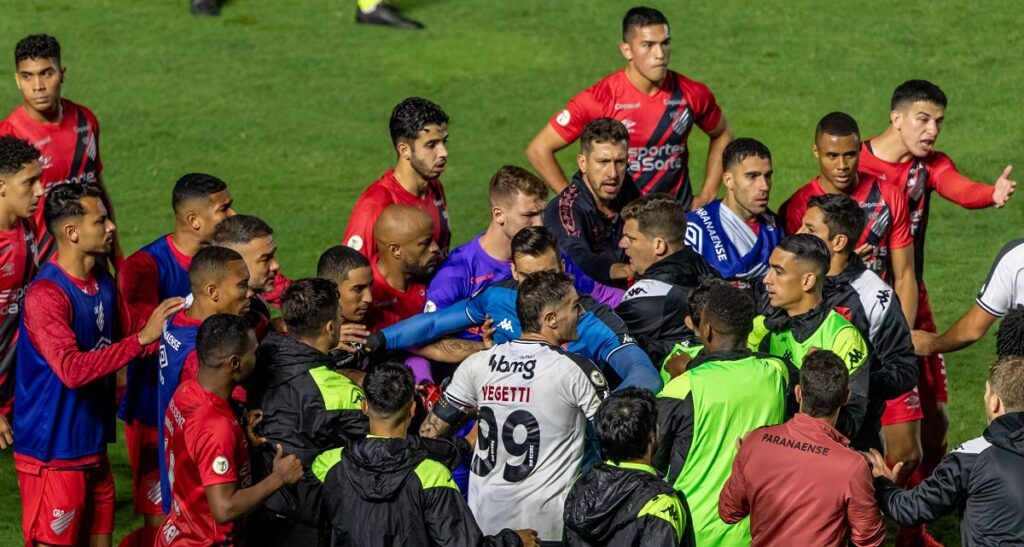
[94,302,105,331]
[556,109,571,126]
[213,456,230,475]
[424,300,437,313]
[590,370,607,387]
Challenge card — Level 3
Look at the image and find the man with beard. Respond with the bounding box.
[544,118,640,287]
[685,138,782,303]
[212,214,286,320]
[368,205,440,329]
[345,97,451,259]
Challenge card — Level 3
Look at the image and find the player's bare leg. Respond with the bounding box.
[882,420,922,479]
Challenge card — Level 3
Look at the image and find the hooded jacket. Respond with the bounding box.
[314,436,522,547]
[248,331,369,535]
[760,303,870,439]
[615,248,719,363]
[823,256,917,449]
[875,411,1024,547]
[564,461,695,547]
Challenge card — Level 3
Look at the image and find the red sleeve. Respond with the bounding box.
[343,187,389,259]
[548,86,605,143]
[686,79,723,133]
[778,188,810,236]
[929,153,995,209]
[718,438,751,524]
[845,460,886,547]
[884,185,913,249]
[187,412,240,487]
[23,280,144,389]
[119,251,160,320]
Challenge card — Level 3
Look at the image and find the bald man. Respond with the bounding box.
[369,205,441,330]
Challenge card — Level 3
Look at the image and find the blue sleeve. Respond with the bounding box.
[381,301,476,350]
[563,253,596,295]
[607,344,662,392]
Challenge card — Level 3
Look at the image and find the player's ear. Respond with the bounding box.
[833,233,848,255]
[619,40,632,62]
[576,153,587,174]
[387,242,401,259]
[722,171,734,190]
[890,109,902,129]
[59,65,66,83]
[543,308,558,329]
[811,142,820,159]
[655,237,668,256]
[208,282,220,302]
[186,211,201,231]
[229,354,241,374]
[801,271,817,292]
[63,221,78,244]
[794,384,804,407]
[360,399,370,417]
[396,140,411,162]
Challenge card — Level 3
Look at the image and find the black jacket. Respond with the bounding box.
[315,436,522,547]
[823,257,917,450]
[248,331,369,536]
[875,412,1024,547]
[615,248,719,363]
[564,461,695,547]
[544,170,641,285]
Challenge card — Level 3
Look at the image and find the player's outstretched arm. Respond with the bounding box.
[912,304,997,356]
[413,338,487,363]
[205,444,302,525]
[692,117,734,210]
[525,124,572,194]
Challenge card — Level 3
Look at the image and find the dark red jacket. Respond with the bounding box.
[719,413,884,547]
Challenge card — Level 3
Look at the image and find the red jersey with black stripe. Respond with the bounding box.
[859,141,994,280]
[0,99,103,262]
[0,219,37,416]
[548,69,722,207]
[779,175,912,279]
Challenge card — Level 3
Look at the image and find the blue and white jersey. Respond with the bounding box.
[685,199,783,281]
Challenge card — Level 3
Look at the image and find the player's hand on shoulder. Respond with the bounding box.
[244,408,267,448]
[335,323,371,354]
[137,297,186,345]
[271,443,304,485]
[515,529,540,547]
[993,165,1016,207]
[0,414,12,450]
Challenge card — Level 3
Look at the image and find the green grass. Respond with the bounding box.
[1,0,1022,544]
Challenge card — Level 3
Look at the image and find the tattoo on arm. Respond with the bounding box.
[432,338,485,354]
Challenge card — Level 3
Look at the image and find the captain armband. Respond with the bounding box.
[431,395,473,428]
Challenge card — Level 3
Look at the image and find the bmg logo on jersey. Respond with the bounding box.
[488,354,536,379]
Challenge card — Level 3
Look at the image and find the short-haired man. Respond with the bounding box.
[246,278,368,545]
[866,356,1024,546]
[370,226,662,392]
[313,361,535,546]
[720,350,885,547]
[14,184,182,547]
[212,213,288,317]
[544,118,641,286]
[860,82,1017,529]
[117,173,234,541]
[616,194,718,362]
[419,271,610,542]
[1,34,121,264]
[656,284,793,546]
[368,204,440,329]
[158,314,303,546]
[799,193,919,462]
[0,136,42,421]
[760,234,870,439]
[425,165,548,315]
[156,245,255,514]
[564,388,694,546]
[685,138,782,300]
[344,97,451,259]
[914,237,1024,356]
[996,308,1024,359]
[527,6,732,210]
[779,112,917,328]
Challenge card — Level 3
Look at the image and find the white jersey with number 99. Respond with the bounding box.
[443,340,609,541]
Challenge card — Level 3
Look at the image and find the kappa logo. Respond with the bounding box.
[556,109,571,126]
[877,289,891,308]
[497,318,514,332]
[50,508,76,535]
[625,285,647,298]
[213,456,230,476]
[848,348,865,365]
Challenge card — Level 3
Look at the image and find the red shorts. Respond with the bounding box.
[125,420,164,515]
[914,282,948,404]
[882,387,925,425]
[16,455,115,545]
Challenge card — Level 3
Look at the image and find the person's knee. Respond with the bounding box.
[884,422,923,472]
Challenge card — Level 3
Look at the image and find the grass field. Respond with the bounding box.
[1,0,1022,544]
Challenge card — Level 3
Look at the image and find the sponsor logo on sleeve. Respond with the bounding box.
[346,235,364,251]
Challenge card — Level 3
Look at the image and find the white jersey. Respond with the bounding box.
[977,238,1024,316]
[444,339,610,541]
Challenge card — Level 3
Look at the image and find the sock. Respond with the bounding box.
[358,0,383,13]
